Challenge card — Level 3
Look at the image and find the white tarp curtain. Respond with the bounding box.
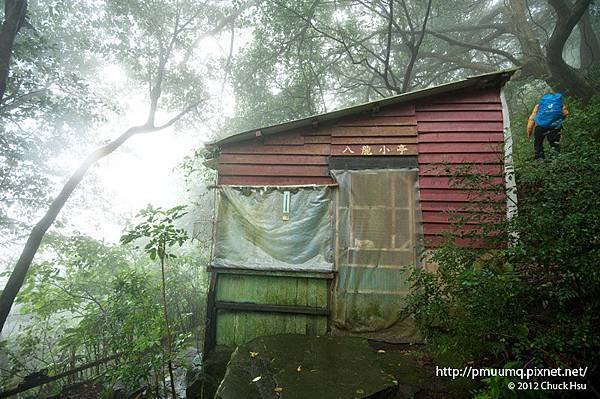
[331,169,422,334]
[212,185,334,272]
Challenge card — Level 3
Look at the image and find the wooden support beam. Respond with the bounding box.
[215,301,330,316]
[207,267,335,280]
[202,272,219,355]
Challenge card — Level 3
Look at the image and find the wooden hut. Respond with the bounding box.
[202,69,517,352]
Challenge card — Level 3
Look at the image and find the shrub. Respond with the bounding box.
[405,97,600,375]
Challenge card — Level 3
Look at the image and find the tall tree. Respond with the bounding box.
[228,0,597,131]
[0,0,243,333]
[0,0,27,103]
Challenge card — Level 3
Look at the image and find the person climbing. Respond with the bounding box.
[526,92,569,159]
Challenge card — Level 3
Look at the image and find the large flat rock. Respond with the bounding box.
[215,334,398,399]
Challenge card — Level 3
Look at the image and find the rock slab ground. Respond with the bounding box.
[215,334,399,399]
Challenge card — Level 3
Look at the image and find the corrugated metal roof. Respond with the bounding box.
[208,68,517,148]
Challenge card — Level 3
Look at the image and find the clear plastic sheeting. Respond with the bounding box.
[212,186,334,272]
[331,169,422,334]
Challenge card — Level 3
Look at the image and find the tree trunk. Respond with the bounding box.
[507,0,548,78]
[0,0,27,104]
[546,0,595,101]
[160,253,177,399]
[578,7,600,69]
[0,124,159,333]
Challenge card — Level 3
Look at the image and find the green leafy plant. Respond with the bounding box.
[404,97,600,388]
[121,205,189,399]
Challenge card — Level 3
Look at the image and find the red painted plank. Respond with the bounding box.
[222,143,331,155]
[418,132,504,143]
[219,154,328,165]
[419,189,505,202]
[418,142,503,153]
[416,110,502,122]
[219,176,334,186]
[219,164,330,177]
[264,134,305,145]
[329,125,417,137]
[372,104,415,117]
[418,176,505,189]
[332,136,417,145]
[301,128,328,136]
[338,115,417,126]
[331,144,416,156]
[423,235,496,249]
[419,164,504,176]
[423,223,487,235]
[421,211,503,224]
[416,103,502,112]
[419,201,505,213]
[432,89,500,104]
[418,153,503,164]
[303,135,332,144]
[417,121,503,132]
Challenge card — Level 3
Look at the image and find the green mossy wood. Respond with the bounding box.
[215,274,328,346]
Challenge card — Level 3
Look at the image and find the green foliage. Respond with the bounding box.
[405,247,529,367]
[405,98,600,380]
[121,205,189,261]
[0,232,207,394]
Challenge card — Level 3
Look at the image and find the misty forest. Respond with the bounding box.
[0,0,599,398]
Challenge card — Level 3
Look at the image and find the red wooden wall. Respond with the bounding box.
[215,86,506,248]
[415,88,505,247]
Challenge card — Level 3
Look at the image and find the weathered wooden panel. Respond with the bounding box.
[418,132,504,143]
[420,189,504,202]
[424,235,492,248]
[418,176,505,189]
[219,154,328,165]
[338,115,416,126]
[416,110,502,122]
[420,201,505,213]
[218,176,335,185]
[431,89,501,103]
[418,142,503,153]
[331,144,416,156]
[264,134,305,146]
[219,164,330,177]
[421,211,503,224]
[416,102,502,111]
[419,163,503,176]
[422,223,486,235]
[329,125,417,137]
[303,135,332,144]
[215,274,328,346]
[416,87,505,249]
[216,311,327,346]
[417,121,503,132]
[331,136,418,145]
[221,143,331,155]
[372,104,415,116]
[418,153,503,164]
[217,274,328,307]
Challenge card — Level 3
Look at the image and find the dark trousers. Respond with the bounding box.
[534,125,561,159]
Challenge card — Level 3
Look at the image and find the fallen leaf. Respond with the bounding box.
[274,386,283,393]
[296,365,302,372]
[377,349,386,353]
[252,376,262,383]
[249,351,259,358]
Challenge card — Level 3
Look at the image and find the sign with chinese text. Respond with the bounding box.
[331,144,416,156]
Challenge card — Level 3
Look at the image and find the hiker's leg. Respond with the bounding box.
[533,126,546,159]
[547,129,561,153]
